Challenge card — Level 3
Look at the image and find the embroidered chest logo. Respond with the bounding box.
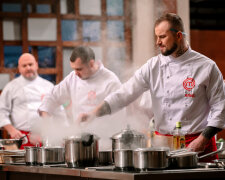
[88,91,96,101]
[87,90,97,106]
[183,78,195,98]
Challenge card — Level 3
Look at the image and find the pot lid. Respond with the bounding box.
[111,125,146,140]
[65,132,100,141]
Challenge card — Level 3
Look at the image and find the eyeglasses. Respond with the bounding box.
[170,28,187,36]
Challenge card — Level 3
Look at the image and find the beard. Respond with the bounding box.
[161,42,178,56]
[24,71,37,81]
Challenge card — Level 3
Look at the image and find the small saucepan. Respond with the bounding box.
[170,148,225,169]
[99,150,113,166]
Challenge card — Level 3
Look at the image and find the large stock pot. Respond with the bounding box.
[111,126,146,151]
[65,133,99,168]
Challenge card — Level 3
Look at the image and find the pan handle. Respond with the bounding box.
[198,147,225,159]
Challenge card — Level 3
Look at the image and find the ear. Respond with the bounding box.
[177,31,183,40]
[89,59,95,67]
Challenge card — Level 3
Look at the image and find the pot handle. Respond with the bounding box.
[82,134,94,146]
[198,147,225,159]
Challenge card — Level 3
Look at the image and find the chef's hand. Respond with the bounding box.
[187,134,209,152]
[3,124,24,139]
[29,133,42,146]
[39,110,50,117]
[77,112,95,123]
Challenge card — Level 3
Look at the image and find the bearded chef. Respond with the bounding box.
[0,53,59,149]
[79,13,225,162]
[38,46,121,125]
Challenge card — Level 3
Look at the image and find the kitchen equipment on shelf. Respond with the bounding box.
[64,133,99,168]
[99,150,113,166]
[133,147,170,170]
[111,125,147,151]
[113,149,133,170]
[24,146,38,165]
[37,146,65,165]
[0,149,25,164]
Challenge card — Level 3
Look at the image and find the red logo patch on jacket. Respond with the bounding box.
[183,78,195,98]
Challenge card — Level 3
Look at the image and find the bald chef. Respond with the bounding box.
[0,53,56,149]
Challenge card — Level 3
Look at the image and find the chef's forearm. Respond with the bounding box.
[95,101,111,117]
[201,126,222,139]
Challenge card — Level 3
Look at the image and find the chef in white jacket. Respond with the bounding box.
[39,46,121,124]
[79,13,225,162]
[0,53,55,148]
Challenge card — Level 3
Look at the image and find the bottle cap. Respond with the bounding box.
[176,121,181,128]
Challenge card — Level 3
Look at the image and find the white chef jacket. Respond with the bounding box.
[39,62,121,122]
[0,75,54,131]
[105,47,225,135]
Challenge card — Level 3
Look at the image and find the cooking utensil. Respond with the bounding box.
[113,149,133,170]
[99,150,113,166]
[64,133,99,168]
[0,139,22,150]
[213,159,225,169]
[133,147,170,170]
[24,146,37,165]
[2,154,25,164]
[111,125,147,151]
[170,148,225,168]
[0,135,28,150]
[37,147,65,165]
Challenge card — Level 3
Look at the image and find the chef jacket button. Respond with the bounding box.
[185,104,188,107]
[169,118,172,121]
[167,76,169,79]
[168,104,170,107]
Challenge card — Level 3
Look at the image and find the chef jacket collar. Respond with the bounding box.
[86,60,103,80]
[160,46,192,67]
[20,74,39,83]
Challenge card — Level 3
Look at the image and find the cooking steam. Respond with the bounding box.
[30,105,150,151]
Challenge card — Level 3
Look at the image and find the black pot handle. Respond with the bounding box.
[82,134,94,146]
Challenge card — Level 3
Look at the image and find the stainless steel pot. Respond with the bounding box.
[37,147,65,165]
[25,146,37,165]
[65,133,99,168]
[170,148,225,168]
[99,150,112,165]
[111,126,147,151]
[133,147,170,170]
[114,149,133,170]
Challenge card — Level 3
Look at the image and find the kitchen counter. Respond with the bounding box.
[1,164,225,180]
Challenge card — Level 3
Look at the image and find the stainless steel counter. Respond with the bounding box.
[1,164,225,180]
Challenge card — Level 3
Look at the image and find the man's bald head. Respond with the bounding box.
[18,53,38,80]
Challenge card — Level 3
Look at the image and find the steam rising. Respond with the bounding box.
[30,106,150,150]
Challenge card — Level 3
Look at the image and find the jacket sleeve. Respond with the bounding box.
[206,63,225,128]
[38,75,71,115]
[0,84,13,128]
[105,62,151,114]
